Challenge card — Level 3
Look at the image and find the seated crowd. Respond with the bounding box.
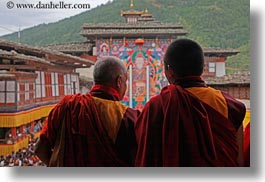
[0,138,45,167]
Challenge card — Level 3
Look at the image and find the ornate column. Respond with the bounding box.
[129,64,133,108]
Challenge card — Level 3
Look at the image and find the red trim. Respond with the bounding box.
[90,84,120,100]
[215,57,226,62]
[6,103,16,106]
[80,55,97,62]
[11,128,16,137]
[31,122,34,132]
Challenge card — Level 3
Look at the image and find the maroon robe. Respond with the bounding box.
[40,85,139,166]
[244,122,250,167]
[135,77,246,167]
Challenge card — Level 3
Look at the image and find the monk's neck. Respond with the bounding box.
[173,76,206,88]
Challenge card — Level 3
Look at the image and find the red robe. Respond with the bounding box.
[40,85,139,166]
[244,122,250,167]
[135,77,246,167]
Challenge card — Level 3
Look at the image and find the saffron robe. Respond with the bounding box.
[135,78,246,167]
[40,85,139,166]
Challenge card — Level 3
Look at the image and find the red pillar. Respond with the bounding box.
[11,127,16,138]
[20,126,23,133]
[31,122,35,132]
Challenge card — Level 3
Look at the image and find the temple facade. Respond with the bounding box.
[47,0,247,110]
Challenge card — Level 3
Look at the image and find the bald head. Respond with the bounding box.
[93,56,127,85]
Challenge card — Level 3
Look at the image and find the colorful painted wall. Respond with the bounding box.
[97,38,170,110]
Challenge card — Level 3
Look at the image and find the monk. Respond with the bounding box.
[244,122,250,167]
[35,56,139,167]
[135,39,246,167]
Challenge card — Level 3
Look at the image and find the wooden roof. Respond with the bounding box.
[82,22,185,29]
[0,70,37,80]
[121,9,144,16]
[0,49,52,65]
[121,0,144,16]
[45,41,92,53]
[81,22,187,39]
[0,39,95,68]
[0,48,55,72]
[203,47,240,57]
[204,73,250,85]
[0,70,16,79]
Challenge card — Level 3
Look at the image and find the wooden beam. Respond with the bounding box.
[0,64,37,70]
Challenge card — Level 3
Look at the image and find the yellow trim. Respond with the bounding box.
[185,87,228,119]
[186,87,250,128]
[243,110,250,128]
[0,137,29,156]
[92,97,128,143]
[34,131,41,139]
[121,11,144,15]
[0,105,55,127]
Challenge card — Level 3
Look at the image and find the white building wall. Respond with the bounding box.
[216,62,226,77]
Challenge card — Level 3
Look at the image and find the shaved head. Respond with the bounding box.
[93,56,127,85]
[164,39,204,77]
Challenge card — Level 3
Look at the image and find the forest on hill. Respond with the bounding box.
[1,0,250,74]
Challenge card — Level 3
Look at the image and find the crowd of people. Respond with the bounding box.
[0,138,45,167]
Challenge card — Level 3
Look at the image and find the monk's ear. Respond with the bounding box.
[116,75,122,88]
[169,67,177,77]
[166,66,177,83]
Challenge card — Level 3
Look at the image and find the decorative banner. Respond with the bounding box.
[97,40,110,57]
[0,105,55,127]
[96,38,170,110]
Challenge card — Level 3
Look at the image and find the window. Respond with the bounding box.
[17,82,20,101]
[25,83,29,100]
[41,72,46,97]
[0,81,16,105]
[0,81,5,104]
[35,71,46,98]
[127,17,137,23]
[209,62,216,73]
[64,74,71,95]
[71,74,79,94]
[35,71,41,98]
[0,92,5,103]
[51,72,59,96]
[0,81,5,91]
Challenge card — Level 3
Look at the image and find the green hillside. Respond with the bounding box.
[1,0,250,74]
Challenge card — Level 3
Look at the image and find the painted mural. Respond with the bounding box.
[97,38,170,110]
